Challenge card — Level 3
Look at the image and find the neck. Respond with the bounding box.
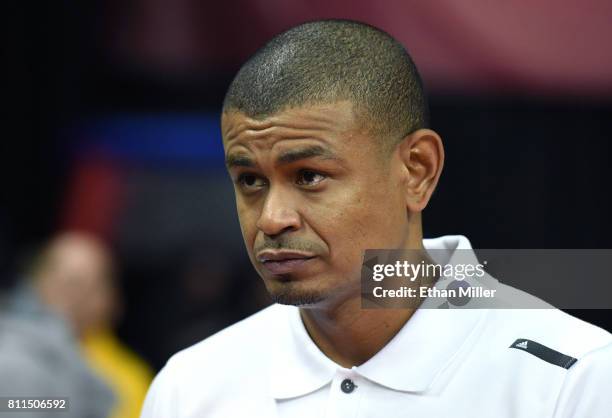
[300,298,416,367]
[300,221,424,368]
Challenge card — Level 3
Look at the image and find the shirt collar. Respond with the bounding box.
[269,235,485,399]
[269,303,337,399]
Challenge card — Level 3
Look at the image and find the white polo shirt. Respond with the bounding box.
[141,236,612,418]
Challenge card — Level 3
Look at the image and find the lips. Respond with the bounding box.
[256,250,317,275]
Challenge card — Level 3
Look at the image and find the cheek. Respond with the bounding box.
[322,178,405,253]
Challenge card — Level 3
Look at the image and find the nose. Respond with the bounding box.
[256,185,301,237]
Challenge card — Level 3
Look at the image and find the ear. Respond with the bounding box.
[397,129,444,212]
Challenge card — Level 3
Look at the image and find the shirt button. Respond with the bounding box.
[340,378,356,394]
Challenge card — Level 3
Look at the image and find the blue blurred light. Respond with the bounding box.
[77,114,225,167]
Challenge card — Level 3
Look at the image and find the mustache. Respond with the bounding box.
[253,236,326,254]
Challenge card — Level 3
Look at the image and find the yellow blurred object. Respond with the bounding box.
[81,329,154,418]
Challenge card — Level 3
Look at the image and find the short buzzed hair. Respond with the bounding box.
[222,19,428,151]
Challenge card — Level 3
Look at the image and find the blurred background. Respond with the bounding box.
[1,0,611,416]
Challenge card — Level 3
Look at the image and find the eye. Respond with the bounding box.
[296,170,326,187]
[236,173,267,190]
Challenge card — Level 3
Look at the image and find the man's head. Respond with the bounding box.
[223,19,428,154]
[221,20,444,309]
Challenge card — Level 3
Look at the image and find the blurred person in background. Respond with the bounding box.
[0,232,115,418]
[1,232,152,418]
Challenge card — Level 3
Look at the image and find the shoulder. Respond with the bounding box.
[463,276,612,360]
[484,308,612,361]
[141,304,292,417]
[444,308,612,416]
[552,338,612,417]
[472,307,612,406]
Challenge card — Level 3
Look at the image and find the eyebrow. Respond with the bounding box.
[225,154,255,168]
[225,145,340,169]
[277,145,338,165]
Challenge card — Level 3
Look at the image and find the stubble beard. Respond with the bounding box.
[264,278,328,307]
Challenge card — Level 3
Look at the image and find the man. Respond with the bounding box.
[141,20,612,417]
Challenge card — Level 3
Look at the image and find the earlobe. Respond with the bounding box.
[398,129,445,212]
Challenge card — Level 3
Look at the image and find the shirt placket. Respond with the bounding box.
[325,368,363,418]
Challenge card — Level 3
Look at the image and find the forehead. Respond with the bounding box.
[221,101,364,150]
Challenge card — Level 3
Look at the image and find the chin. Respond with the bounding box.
[265,279,328,307]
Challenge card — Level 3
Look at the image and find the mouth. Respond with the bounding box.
[256,250,317,275]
